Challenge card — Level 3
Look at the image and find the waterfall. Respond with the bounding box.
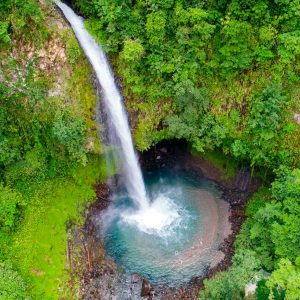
[56,2,148,209]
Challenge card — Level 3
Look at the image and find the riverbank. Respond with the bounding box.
[68,140,260,299]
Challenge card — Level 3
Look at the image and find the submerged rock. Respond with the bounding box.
[131,272,142,284]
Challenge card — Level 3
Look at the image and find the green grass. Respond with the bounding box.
[191,147,239,181]
[7,156,107,299]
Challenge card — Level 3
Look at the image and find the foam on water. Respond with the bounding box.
[121,193,181,236]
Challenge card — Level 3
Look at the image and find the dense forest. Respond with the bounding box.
[0,0,300,299]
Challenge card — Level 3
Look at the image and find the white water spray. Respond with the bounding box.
[56,2,148,209]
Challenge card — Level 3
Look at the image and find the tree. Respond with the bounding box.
[199,250,261,299]
[231,85,291,168]
[243,168,300,270]
[266,258,300,300]
[0,59,89,183]
[270,169,300,262]
[216,18,256,76]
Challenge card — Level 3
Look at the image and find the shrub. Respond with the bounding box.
[0,184,24,230]
[0,261,28,300]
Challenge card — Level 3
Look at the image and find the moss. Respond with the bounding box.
[125,96,172,151]
[62,30,101,154]
[66,35,83,64]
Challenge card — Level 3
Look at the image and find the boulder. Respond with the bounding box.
[141,279,151,297]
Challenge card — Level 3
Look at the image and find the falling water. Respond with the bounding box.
[56,2,148,209]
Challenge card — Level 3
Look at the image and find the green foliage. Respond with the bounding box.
[0,261,28,300]
[256,279,285,300]
[75,0,300,163]
[120,39,144,63]
[231,85,293,168]
[0,59,89,184]
[166,88,222,152]
[0,21,10,45]
[0,185,24,230]
[245,188,270,218]
[233,168,300,300]
[199,249,261,300]
[216,19,255,76]
[52,110,87,165]
[0,0,47,45]
[269,169,300,261]
[222,164,300,300]
[146,11,166,45]
[278,31,300,65]
[4,156,107,299]
[243,169,300,270]
[73,0,97,18]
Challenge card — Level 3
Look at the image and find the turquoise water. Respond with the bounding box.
[100,167,227,286]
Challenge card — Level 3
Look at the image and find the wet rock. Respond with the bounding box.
[141,279,151,297]
[160,147,167,153]
[149,289,155,299]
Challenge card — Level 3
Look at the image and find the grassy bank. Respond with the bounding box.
[2,156,106,299]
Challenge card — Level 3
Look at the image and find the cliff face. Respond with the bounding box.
[1,1,100,161]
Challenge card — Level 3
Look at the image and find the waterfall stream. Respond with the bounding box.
[56,2,148,209]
